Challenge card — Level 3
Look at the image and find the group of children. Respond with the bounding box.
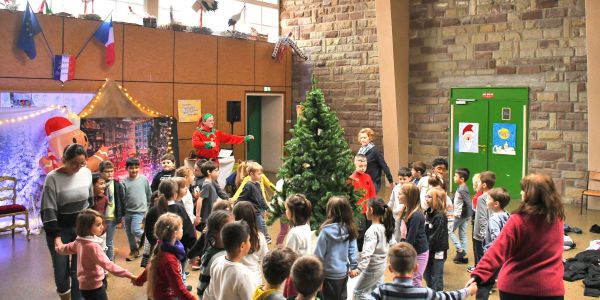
[54,147,523,300]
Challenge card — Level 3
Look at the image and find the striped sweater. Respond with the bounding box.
[41,168,93,238]
[372,277,468,300]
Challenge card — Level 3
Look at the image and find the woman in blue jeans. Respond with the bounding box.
[41,144,93,300]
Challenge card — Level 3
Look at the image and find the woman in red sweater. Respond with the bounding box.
[133,213,196,300]
[468,173,565,300]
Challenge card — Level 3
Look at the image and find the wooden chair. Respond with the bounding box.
[0,176,30,240]
[581,171,600,214]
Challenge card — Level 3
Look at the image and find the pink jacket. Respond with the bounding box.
[57,236,132,290]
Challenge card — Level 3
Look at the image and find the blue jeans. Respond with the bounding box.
[424,254,445,291]
[449,217,468,254]
[256,211,271,239]
[104,220,118,261]
[124,212,144,252]
[46,227,83,300]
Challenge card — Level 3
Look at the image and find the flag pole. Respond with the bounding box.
[75,11,113,59]
[28,1,54,60]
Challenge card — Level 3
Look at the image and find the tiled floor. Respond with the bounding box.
[1,202,598,299]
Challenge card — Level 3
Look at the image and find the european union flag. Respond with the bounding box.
[17,2,42,60]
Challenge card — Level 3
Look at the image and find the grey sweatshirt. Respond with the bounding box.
[122,175,151,214]
[358,224,391,272]
[473,193,490,241]
[41,168,93,238]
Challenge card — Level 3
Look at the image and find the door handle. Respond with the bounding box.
[478,144,487,149]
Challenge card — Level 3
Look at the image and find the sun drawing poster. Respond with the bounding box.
[492,123,516,155]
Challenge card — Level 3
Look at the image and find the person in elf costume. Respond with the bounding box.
[192,113,254,161]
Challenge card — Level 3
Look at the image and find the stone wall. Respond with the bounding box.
[408,0,587,202]
[280,0,381,151]
[280,0,588,202]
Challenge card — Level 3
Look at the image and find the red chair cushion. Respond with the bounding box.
[0,204,27,214]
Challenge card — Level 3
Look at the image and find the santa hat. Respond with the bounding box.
[45,116,79,139]
[462,124,474,135]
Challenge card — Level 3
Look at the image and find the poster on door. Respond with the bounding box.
[459,122,479,153]
[492,123,516,155]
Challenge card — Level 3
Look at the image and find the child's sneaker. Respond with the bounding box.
[466,266,475,273]
[140,254,150,268]
[266,237,272,244]
[191,257,201,270]
[126,249,140,261]
[453,250,468,264]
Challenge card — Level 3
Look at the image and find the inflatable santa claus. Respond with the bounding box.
[191,113,254,161]
[39,116,108,173]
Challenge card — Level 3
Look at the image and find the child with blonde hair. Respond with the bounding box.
[423,187,449,291]
[133,213,195,300]
[235,161,272,243]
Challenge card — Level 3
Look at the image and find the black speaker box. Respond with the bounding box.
[227,100,241,123]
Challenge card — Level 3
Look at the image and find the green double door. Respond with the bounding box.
[450,88,529,201]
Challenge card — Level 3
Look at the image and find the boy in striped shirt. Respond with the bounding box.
[372,242,477,300]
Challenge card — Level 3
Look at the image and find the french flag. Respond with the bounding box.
[94,16,115,66]
[53,55,76,83]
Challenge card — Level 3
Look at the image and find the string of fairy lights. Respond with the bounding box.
[0,105,68,126]
[78,80,176,154]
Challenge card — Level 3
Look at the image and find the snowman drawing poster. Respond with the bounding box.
[459,123,479,153]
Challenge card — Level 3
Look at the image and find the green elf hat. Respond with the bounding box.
[201,113,213,123]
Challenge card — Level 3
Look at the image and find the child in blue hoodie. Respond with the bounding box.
[314,196,359,300]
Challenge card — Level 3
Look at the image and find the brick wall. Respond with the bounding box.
[408,0,587,202]
[281,0,588,202]
[280,0,381,151]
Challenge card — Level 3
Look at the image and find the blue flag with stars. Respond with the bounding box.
[17,2,42,60]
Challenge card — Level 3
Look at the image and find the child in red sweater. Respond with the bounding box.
[55,209,135,300]
[133,213,196,300]
[350,154,377,251]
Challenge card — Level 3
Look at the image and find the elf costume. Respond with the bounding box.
[191,113,252,161]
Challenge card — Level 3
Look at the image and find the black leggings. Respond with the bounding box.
[499,291,564,300]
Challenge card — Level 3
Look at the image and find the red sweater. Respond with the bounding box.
[191,124,246,160]
[134,251,196,300]
[472,213,564,297]
[350,171,376,213]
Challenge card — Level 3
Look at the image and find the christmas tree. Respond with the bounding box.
[270,76,361,230]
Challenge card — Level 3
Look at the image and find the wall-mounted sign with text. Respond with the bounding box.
[177,100,202,122]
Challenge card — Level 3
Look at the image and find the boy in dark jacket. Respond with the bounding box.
[151,153,177,192]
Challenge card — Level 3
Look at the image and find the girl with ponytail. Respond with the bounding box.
[353,198,396,299]
[132,213,195,300]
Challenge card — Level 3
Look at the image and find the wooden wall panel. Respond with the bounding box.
[174,83,217,139]
[123,25,173,82]
[286,51,292,87]
[178,139,194,166]
[255,41,286,87]
[63,18,123,81]
[174,32,217,84]
[122,82,174,116]
[217,38,255,85]
[0,11,63,79]
[217,85,251,161]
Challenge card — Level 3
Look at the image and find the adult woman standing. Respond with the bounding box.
[41,144,93,300]
[467,173,565,300]
[357,128,394,193]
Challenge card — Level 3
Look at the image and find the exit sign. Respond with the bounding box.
[482,92,494,98]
